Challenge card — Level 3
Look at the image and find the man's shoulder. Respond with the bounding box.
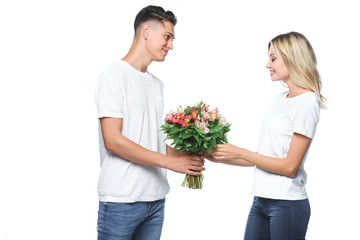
[97,60,132,85]
[102,60,127,76]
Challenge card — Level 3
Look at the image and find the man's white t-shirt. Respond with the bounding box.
[94,60,169,203]
[253,91,320,200]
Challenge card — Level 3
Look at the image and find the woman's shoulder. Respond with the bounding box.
[297,91,319,105]
[295,92,320,118]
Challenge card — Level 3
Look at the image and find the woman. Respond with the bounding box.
[208,32,326,239]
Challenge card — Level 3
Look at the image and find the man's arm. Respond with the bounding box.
[100,117,204,175]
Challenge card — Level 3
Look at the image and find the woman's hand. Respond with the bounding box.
[206,145,254,166]
[203,152,222,163]
[211,143,244,161]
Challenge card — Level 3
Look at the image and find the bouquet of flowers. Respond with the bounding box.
[161,101,231,189]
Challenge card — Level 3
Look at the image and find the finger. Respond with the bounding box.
[186,170,202,176]
[190,160,204,166]
[213,155,225,160]
[211,151,223,156]
[216,144,225,148]
[190,156,202,161]
[216,146,226,152]
[188,166,205,173]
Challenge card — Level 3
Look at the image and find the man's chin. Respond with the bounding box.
[154,57,166,62]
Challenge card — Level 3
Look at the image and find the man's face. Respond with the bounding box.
[145,21,175,62]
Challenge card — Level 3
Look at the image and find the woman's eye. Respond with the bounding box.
[271,58,276,62]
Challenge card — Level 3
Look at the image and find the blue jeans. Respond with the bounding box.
[97,198,165,240]
[244,197,311,240]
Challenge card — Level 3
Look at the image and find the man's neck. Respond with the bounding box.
[122,40,152,73]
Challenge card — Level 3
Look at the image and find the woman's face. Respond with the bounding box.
[266,46,290,82]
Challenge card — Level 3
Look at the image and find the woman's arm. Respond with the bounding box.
[211,133,311,178]
[205,152,254,166]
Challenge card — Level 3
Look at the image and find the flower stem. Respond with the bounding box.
[181,172,203,189]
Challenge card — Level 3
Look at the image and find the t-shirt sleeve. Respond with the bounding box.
[293,97,320,139]
[94,72,125,119]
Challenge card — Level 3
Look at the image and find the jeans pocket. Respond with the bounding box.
[97,202,107,231]
[298,199,311,215]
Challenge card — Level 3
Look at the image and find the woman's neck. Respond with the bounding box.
[285,79,311,98]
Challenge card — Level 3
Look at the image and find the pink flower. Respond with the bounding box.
[165,113,172,122]
[180,119,190,127]
[202,103,209,112]
[203,112,210,121]
[209,108,219,121]
[191,110,197,119]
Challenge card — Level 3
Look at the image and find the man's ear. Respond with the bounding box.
[142,23,150,40]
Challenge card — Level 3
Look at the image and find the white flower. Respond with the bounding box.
[177,106,184,114]
[198,119,209,133]
[219,117,227,125]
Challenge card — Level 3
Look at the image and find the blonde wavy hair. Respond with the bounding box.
[269,32,327,109]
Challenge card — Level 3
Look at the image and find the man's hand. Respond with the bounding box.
[166,155,205,176]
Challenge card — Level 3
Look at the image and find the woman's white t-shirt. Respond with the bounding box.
[94,60,169,203]
[252,91,320,200]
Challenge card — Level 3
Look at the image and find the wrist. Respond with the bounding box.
[166,145,180,156]
[162,155,176,170]
[238,148,249,160]
[157,153,169,169]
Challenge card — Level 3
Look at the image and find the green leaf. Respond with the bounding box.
[193,134,200,143]
[194,127,206,136]
[170,126,182,134]
[211,139,217,148]
[181,132,193,139]
[184,142,192,148]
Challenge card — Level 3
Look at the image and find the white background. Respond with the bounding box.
[1,0,359,239]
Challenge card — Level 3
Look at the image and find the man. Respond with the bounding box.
[94,5,204,240]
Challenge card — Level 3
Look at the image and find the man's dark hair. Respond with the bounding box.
[134,5,177,33]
